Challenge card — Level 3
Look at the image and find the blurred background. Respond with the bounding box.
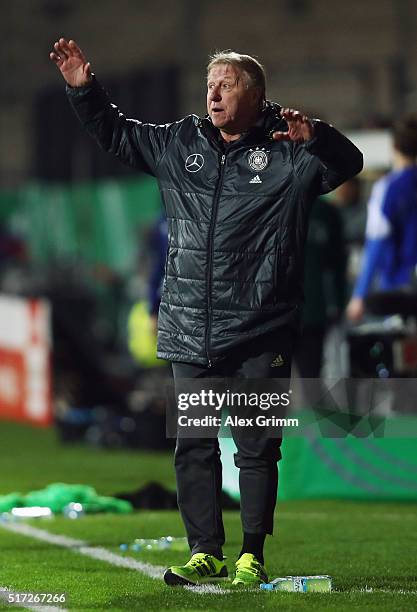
[1,0,417,503]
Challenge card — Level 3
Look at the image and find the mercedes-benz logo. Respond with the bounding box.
[185,153,204,173]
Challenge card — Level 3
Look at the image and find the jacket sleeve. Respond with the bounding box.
[293,120,364,195]
[66,76,180,176]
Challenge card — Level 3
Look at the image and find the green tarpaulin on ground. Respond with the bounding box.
[0,483,132,514]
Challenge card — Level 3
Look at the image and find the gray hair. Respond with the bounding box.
[207,50,266,102]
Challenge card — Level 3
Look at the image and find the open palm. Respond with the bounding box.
[272,108,314,142]
[49,38,91,87]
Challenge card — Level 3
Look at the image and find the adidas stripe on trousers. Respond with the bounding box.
[172,329,294,560]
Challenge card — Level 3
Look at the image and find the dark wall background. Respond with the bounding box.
[34,67,179,181]
[1,0,417,187]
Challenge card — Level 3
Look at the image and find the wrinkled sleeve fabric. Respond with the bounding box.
[148,216,168,315]
[66,76,181,176]
[293,120,364,196]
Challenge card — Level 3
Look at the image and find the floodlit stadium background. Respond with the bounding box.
[0,2,417,608]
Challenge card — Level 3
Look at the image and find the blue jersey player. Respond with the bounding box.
[347,114,417,322]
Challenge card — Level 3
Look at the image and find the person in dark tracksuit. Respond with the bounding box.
[51,38,363,587]
[294,197,346,389]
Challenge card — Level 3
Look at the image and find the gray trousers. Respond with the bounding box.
[172,331,294,559]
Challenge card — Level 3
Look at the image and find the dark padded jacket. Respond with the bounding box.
[67,78,363,365]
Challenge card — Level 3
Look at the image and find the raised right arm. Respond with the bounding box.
[50,38,179,176]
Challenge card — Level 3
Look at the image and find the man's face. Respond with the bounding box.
[207,63,260,135]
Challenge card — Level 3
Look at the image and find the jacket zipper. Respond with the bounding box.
[205,152,226,367]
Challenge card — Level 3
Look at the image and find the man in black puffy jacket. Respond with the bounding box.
[51,38,363,587]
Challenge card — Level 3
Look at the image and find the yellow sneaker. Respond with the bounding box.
[164,553,228,586]
[232,553,268,587]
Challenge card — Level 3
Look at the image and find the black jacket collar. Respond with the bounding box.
[199,101,286,151]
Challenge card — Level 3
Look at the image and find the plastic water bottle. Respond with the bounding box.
[62,502,85,519]
[119,536,188,552]
[0,507,53,521]
[11,507,53,519]
[260,575,332,593]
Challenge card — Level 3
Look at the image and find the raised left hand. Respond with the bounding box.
[272,108,314,142]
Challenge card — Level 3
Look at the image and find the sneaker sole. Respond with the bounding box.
[164,569,229,587]
[232,579,265,587]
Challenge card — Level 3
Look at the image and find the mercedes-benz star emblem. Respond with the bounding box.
[185,153,204,173]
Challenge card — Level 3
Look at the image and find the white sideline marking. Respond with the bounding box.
[1,523,85,547]
[0,586,67,611]
[0,522,228,596]
[1,522,165,580]
[184,584,230,595]
[4,523,416,599]
[78,546,164,580]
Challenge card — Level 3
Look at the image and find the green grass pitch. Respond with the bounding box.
[0,421,416,611]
